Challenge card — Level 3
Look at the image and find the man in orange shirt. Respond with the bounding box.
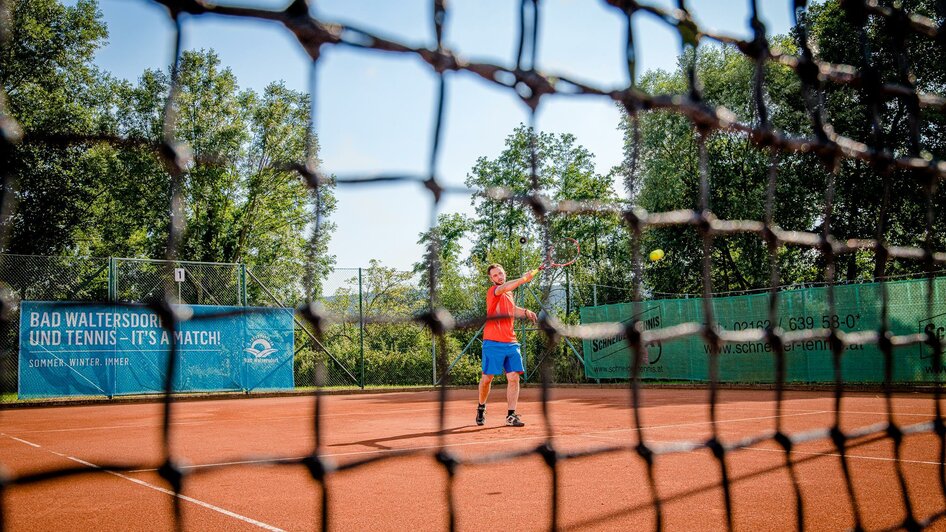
[476,263,538,427]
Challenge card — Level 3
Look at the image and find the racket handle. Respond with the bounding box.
[528,268,540,277]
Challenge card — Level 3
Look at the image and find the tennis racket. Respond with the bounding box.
[529,238,580,276]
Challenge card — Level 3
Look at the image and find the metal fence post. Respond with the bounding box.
[565,267,570,316]
[240,263,247,306]
[108,257,116,302]
[358,267,365,389]
[518,243,527,379]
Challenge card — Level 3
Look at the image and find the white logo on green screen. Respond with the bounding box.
[590,306,662,365]
[920,314,946,360]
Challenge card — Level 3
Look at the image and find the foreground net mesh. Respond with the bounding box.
[1,0,945,530]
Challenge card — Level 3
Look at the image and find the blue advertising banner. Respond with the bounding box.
[18,302,295,399]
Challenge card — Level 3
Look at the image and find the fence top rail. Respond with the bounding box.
[0,254,244,268]
[1,254,425,274]
[645,271,946,299]
[0,253,109,261]
[584,274,946,311]
[113,257,243,267]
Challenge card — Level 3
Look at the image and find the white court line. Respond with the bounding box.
[714,404,942,418]
[1,434,285,532]
[8,400,921,436]
[127,410,831,472]
[5,399,933,434]
[7,436,40,448]
[580,433,946,467]
[9,405,494,434]
[739,446,946,466]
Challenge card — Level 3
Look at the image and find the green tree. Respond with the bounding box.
[413,213,477,320]
[1,2,336,299]
[169,50,248,263]
[69,69,172,259]
[107,50,334,300]
[239,81,335,301]
[803,0,946,279]
[145,52,335,292]
[546,135,625,310]
[466,124,572,260]
[465,124,625,301]
[622,42,831,294]
[625,2,946,295]
[0,0,113,254]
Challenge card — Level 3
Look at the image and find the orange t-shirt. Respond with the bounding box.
[484,285,517,343]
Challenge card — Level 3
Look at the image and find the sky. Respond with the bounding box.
[86,0,796,272]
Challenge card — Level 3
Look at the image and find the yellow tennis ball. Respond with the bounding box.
[649,249,665,261]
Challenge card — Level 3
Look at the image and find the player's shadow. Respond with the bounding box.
[329,424,499,451]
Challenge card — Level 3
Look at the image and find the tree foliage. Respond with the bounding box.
[413,213,478,320]
[621,1,945,295]
[0,0,335,299]
[0,0,113,254]
[464,124,625,305]
[803,0,946,278]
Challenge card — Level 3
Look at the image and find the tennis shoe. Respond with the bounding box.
[476,406,486,426]
[505,413,525,427]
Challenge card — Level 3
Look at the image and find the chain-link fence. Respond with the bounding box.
[115,258,244,306]
[8,253,943,400]
[0,253,587,398]
[0,254,503,399]
[0,254,110,399]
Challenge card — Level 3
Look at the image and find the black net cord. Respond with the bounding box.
[0,1,945,531]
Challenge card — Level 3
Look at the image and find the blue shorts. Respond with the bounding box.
[482,340,524,375]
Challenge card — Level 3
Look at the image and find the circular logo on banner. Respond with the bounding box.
[244,335,278,359]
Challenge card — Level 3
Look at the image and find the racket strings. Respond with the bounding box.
[541,239,580,269]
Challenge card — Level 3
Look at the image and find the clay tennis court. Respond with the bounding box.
[1,387,944,531]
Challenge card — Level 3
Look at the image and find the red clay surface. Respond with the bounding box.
[2,387,945,531]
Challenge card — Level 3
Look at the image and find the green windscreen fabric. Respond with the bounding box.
[579,277,946,383]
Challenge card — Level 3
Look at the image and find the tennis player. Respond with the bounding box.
[476,263,537,427]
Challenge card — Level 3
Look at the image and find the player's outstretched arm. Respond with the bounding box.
[494,270,536,296]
